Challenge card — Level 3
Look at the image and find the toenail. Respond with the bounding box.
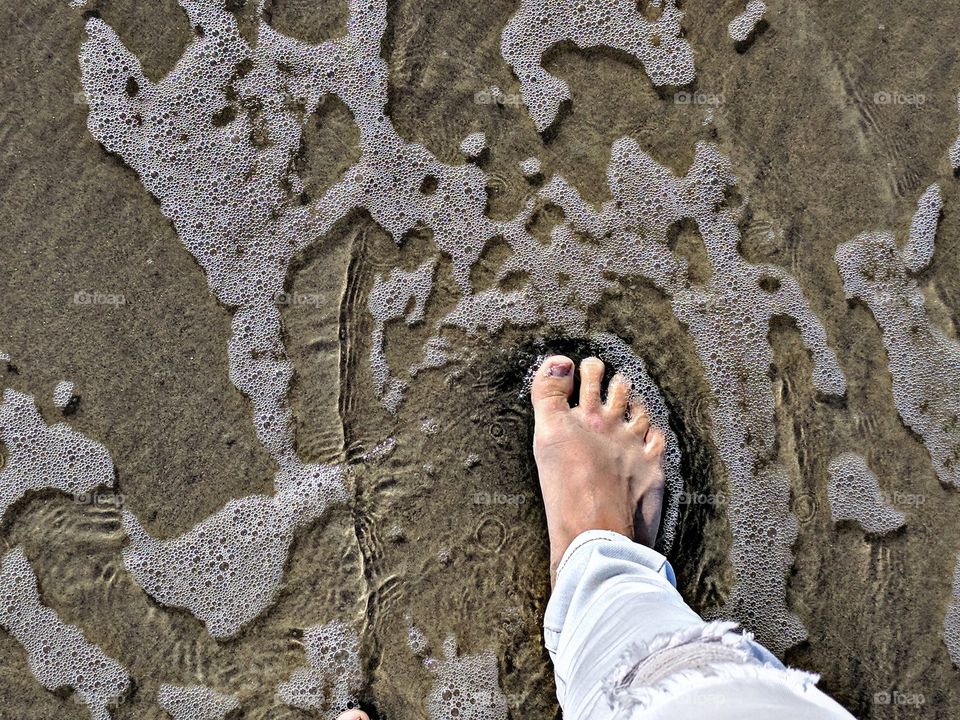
[545,360,572,377]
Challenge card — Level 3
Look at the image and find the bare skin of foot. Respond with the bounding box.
[531,355,666,586]
[336,710,369,720]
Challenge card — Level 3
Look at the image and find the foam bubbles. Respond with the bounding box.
[80,0,389,477]
[158,684,240,720]
[0,389,114,520]
[519,156,541,178]
[369,259,438,412]
[500,0,695,131]
[950,93,960,171]
[836,184,960,488]
[459,132,487,158]
[442,287,540,335]
[826,452,905,535]
[728,1,766,43]
[405,622,506,718]
[0,546,130,719]
[122,464,344,639]
[53,380,75,408]
[406,616,428,654]
[945,554,960,667]
[275,619,362,717]
[647,144,843,651]
[424,636,507,720]
[905,183,942,272]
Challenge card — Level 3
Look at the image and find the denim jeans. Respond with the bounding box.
[543,530,857,719]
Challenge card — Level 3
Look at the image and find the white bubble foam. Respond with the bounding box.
[424,636,507,720]
[275,619,362,717]
[728,0,766,43]
[409,336,455,377]
[500,0,695,131]
[442,287,540,335]
[945,554,960,667]
[369,259,438,412]
[951,93,960,171]
[122,464,345,639]
[81,0,395,630]
[459,132,487,158]
[158,684,240,720]
[0,389,114,520]
[360,436,398,463]
[53,380,75,408]
[81,0,396,473]
[0,547,130,719]
[905,183,942,272]
[518,157,541,177]
[836,184,960,488]
[406,616,428,654]
[826,452,905,535]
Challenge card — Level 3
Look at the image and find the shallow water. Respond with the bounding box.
[1,0,960,718]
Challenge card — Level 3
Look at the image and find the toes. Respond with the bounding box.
[604,373,631,417]
[531,355,575,420]
[578,357,605,412]
[627,397,651,437]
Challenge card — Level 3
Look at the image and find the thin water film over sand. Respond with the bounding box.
[1,0,960,717]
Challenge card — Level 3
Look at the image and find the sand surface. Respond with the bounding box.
[1,0,960,717]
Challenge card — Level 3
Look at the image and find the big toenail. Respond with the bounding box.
[546,361,571,377]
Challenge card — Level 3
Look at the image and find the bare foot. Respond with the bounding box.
[336,710,369,720]
[531,355,666,585]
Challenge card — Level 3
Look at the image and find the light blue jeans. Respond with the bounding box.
[544,531,857,719]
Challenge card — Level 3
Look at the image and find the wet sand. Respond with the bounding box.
[1,0,960,717]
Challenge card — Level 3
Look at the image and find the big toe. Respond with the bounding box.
[336,711,369,720]
[531,355,575,419]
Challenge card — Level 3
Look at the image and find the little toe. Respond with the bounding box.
[531,355,575,421]
[578,357,605,412]
[604,373,631,418]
